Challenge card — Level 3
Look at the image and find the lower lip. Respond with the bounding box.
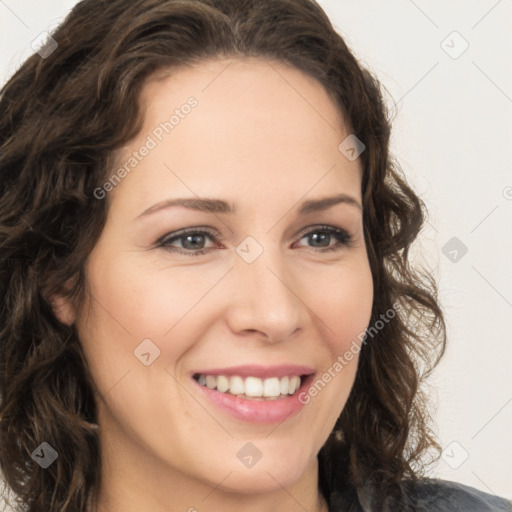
[192,375,315,424]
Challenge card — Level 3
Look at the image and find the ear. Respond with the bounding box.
[49,293,76,326]
[48,278,77,326]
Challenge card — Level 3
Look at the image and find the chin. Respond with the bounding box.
[219,469,304,495]
[204,454,312,495]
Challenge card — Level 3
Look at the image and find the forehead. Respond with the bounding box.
[110,57,362,212]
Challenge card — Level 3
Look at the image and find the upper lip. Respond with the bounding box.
[191,364,315,379]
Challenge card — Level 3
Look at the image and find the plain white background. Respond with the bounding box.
[0,0,511,507]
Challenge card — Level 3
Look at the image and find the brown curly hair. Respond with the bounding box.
[0,0,446,510]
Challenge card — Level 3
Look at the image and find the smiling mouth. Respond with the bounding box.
[192,373,308,400]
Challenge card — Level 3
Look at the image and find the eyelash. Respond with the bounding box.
[156,225,353,256]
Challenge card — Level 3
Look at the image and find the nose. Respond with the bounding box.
[223,247,306,343]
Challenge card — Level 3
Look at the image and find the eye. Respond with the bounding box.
[156,225,353,256]
[157,227,219,256]
[295,225,353,252]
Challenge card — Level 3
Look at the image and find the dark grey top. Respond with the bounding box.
[327,478,512,511]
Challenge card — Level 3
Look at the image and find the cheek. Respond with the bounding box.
[75,254,236,398]
[98,255,231,329]
[315,258,374,353]
[79,253,223,341]
[301,259,373,416]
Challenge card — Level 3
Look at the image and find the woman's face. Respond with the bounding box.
[57,58,373,499]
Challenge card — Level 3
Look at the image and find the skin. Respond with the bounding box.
[53,57,374,512]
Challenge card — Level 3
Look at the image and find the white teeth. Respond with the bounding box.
[205,375,217,389]
[229,376,244,395]
[279,376,289,395]
[289,375,301,394]
[263,377,281,397]
[245,376,263,397]
[216,375,230,393]
[195,374,305,398]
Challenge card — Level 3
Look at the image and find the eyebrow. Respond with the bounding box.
[135,193,362,219]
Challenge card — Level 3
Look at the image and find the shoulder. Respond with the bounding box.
[327,478,512,512]
[411,478,512,511]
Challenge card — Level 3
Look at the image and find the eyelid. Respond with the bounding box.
[156,226,219,246]
[295,224,352,243]
[156,224,354,255]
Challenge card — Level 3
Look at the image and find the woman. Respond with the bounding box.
[0,0,510,511]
